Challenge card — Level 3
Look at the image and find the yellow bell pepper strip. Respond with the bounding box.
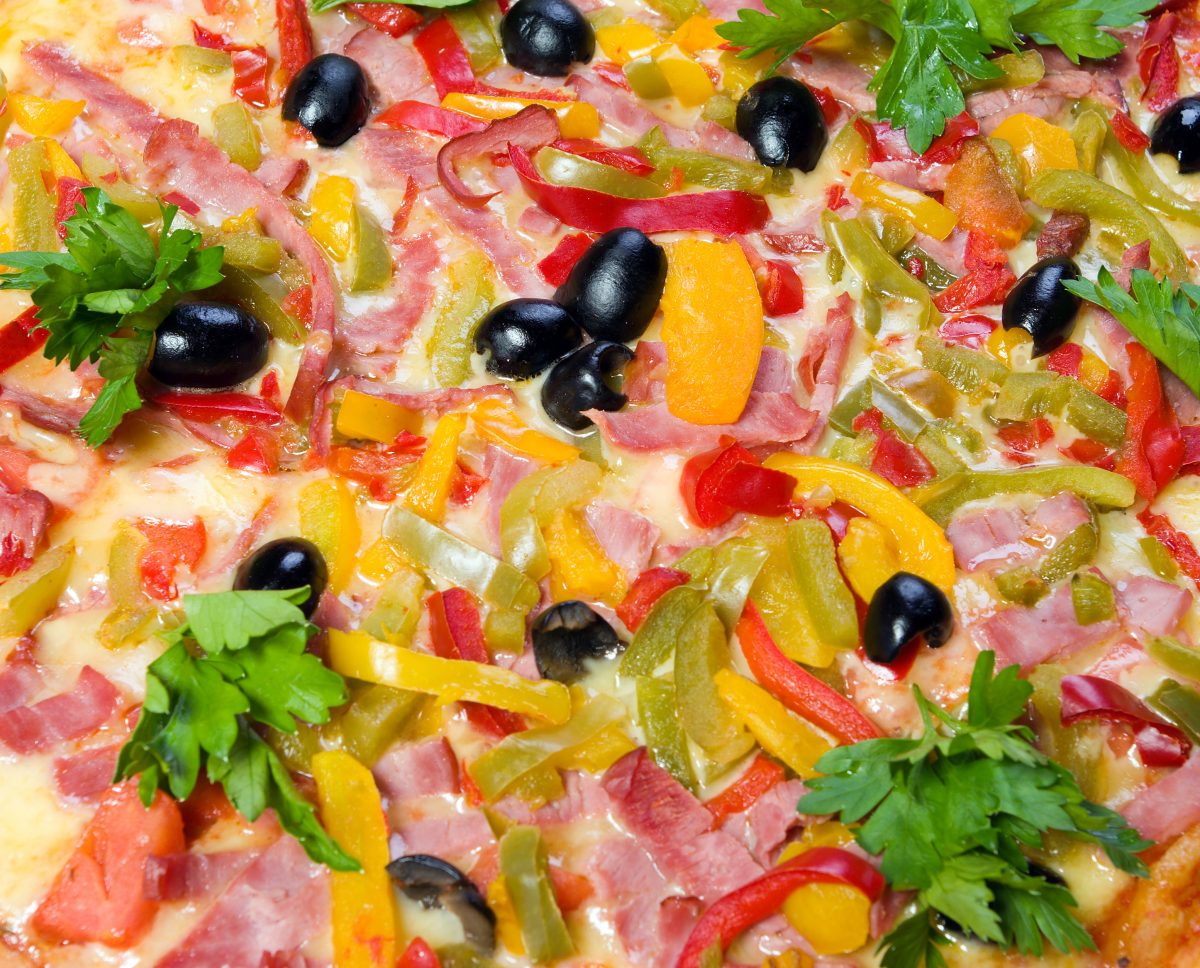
[635,676,698,792]
[838,517,903,601]
[9,93,84,136]
[300,478,361,594]
[555,721,636,773]
[336,389,423,444]
[714,670,833,777]
[500,460,601,580]
[498,825,574,964]
[351,206,392,293]
[310,173,356,261]
[543,508,626,605]
[786,519,858,652]
[98,524,156,649]
[661,238,763,426]
[330,630,571,724]
[670,15,725,52]
[442,92,600,139]
[470,399,579,463]
[652,44,716,106]
[595,21,659,64]
[9,139,58,253]
[487,877,526,955]
[718,48,774,98]
[676,600,755,764]
[0,542,74,637]
[405,411,467,522]
[212,101,261,171]
[849,171,957,240]
[762,455,956,592]
[312,750,395,968]
[990,112,1079,180]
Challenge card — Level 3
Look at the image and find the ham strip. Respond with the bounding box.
[144,850,260,901]
[426,187,548,294]
[0,666,120,753]
[1117,575,1192,637]
[359,127,440,189]
[795,294,854,446]
[345,27,431,104]
[0,656,43,714]
[976,584,1117,670]
[0,485,52,575]
[372,736,460,801]
[1122,753,1200,843]
[53,743,122,800]
[584,501,660,577]
[336,233,440,356]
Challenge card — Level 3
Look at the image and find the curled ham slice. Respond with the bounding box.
[976,584,1117,670]
[0,666,119,753]
[438,105,559,208]
[1122,753,1200,842]
[372,736,460,801]
[795,294,854,446]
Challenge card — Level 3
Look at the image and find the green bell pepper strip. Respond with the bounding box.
[868,378,929,441]
[960,49,1045,93]
[499,825,575,964]
[436,944,500,968]
[351,205,391,293]
[701,94,737,130]
[340,683,426,766]
[913,466,1136,525]
[1026,169,1187,277]
[640,128,789,195]
[10,140,58,253]
[1028,664,1102,797]
[995,566,1049,606]
[640,0,699,26]
[786,519,858,651]
[485,606,528,654]
[826,216,940,325]
[80,152,162,223]
[917,334,1009,393]
[865,209,916,256]
[1071,109,1107,175]
[1148,679,1200,744]
[896,244,958,292]
[1038,521,1099,585]
[620,585,705,676]
[1065,381,1126,449]
[210,266,306,345]
[385,506,541,611]
[821,210,846,284]
[500,460,602,580]
[624,56,672,99]
[915,424,967,475]
[537,146,665,199]
[175,44,232,74]
[704,539,769,631]
[1104,130,1200,228]
[1071,571,1116,625]
[212,101,261,171]
[220,234,283,274]
[674,600,754,764]
[1148,637,1200,681]
[446,5,501,73]
[1141,538,1180,580]
[429,250,495,387]
[829,379,872,436]
[636,675,698,792]
[992,371,1072,422]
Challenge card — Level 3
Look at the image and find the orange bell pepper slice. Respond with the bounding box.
[943,138,1032,249]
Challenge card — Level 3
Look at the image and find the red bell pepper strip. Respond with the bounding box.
[135,518,208,602]
[617,566,691,632]
[348,2,422,39]
[151,391,284,426]
[855,112,978,167]
[374,100,488,138]
[853,409,935,487]
[1139,507,1200,590]
[192,23,272,109]
[1112,110,1152,153]
[509,144,770,235]
[1060,674,1191,767]
[1062,437,1116,470]
[998,417,1054,465]
[808,85,841,125]
[226,428,280,474]
[703,754,785,829]
[551,138,655,176]
[681,441,795,527]
[0,307,48,374]
[281,285,314,329]
[54,177,89,239]
[674,847,885,968]
[1118,342,1183,501]
[1139,13,1180,113]
[760,259,804,316]
[937,313,996,349]
[933,230,1015,312]
[537,231,594,286]
[397,938,442,968]
[737,603,880,744]
[275,0,314,85]
[1045,342,1122,403]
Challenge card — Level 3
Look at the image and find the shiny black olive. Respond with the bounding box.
[736,76,827,171]
[234,538,328,618]
[500,0,594,77]
[541,341,633,431]
[149,301,269,389]
[555,228,667,343]
[532,600,624,682]
[387,855,496,954]
[281,53,369,147]
[862,572,953,665]
[1150,96,1200,174]
[474,298,582,379]
[1001,256,1082,358]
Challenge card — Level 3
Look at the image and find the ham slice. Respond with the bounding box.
[718,779,806,866]
[336,234,440,355]
[0,666,120,753]
[976,585,1117,670]
[53,743,121,800]
[144,850,260,901]
[584,501,660,578]
[345,27,431,104]
[0,485,53,576]
[494,770,613,827]
[483,445,538,549]
[359,127,440,189]
[392,810,495,867]
[372,736,460,801]
[1122,753,1200,843]
[253,156,308,196]
[0,656,42,714]
[946,506,1033,573]
[1117,576,1193,637]
[426,187,548,295]
[795,294,854,446]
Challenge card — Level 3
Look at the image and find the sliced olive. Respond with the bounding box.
[149,301,269,389]
[1150,96,1200,174]
[233,538,327,618]
[862,572,953,665]
[474,298,582,379]
[1001,256,1082,358]
[281,53,369,147]
[387,854,496,953]
[500,0,594,77]
[541,341,633,432]
[532,600,624,682]
[555,228,667,343]
[736,76,827,172]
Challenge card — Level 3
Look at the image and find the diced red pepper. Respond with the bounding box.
[537,231,595,286]
[855,112,978,167]
[937,313,996,349]
[591,61,632,90]
[397,939,442,968]
[762,231,826,254]
[329,436,424,500]
[450,460,487,506]
[1112,110,1152,153]
[152,391,284,426]
[192,22,272,109]
[392,175,419,239]
[760,259,804,316]
[347,2,421,39]
[853,409,935,488]
[807,85,840,124]
[54,177,89,239]
[703,754,785,829]
[281,285,314,329]
[1061,674,1191,767]
[825,183,848,210]
[1139,507,1200,590]
[161,191,200,216]
[552,138,655,176]
[617,567,691,632]
[1047,343,1122,403]
[933,230,1015,312]
[997,417,1054,455]
[374,100,488,138]
[681,441,795,528]
[1062,437,1116,470]
[0,307,48,374]
[226,428,280,474]
[1139,13,1181,113]
[1118,341,1183,501]
[135,517,207,602]
[275,0,314,85]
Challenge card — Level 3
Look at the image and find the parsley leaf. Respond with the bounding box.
[0,188,224,446]
[797,650,1152,968]
[114,587,358,871]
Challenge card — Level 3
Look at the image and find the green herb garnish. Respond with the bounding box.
[114,587,359,871]
[311,0,472,12]
[0,188,224,446]
[797,650,1151,968]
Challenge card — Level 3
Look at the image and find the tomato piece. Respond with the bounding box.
[226,428,280,474]
[398,939,442,968]
[0,307,49,374]
[135,518,208,602]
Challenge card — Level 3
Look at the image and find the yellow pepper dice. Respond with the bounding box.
[783,883,872,955]
[838,517,903,601]
[357,538,409,584]
[762,455,956,591]
[661,238,764,426]
[41,139,82,182]
[1078,346,1113,394]
[718,49,773,98]
[987,324,1029,366]
[543,507,626,606]
[991,113,1079,180]
[471,399,579,463]
[310,173,356,261]
[300,478,361,593]
[652,44,716,107]
[714,669,833,777]
[311,750,396,968]
[595,21,659,64]
[221,208,260,235]
[336,389,423,444]
[0,542,74,637]
[849,171,958,241]
[441,93,600,139]
[10,94,85,136]
[670,16,725,53]
[405,411,467,523]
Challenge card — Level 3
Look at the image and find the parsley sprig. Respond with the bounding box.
[114,587,359,871]
[797,651,1151,968]
[717,0,1153,153]
[0,188,224,447]
[1065,266,1200,398]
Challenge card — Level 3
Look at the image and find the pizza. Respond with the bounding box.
[0,0,1199,964]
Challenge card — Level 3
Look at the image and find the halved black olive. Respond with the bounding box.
[149,301,269,389]
[282,53,370,147]
[863,572,953,665]
[1001,256,1082,358]
[736,76,827,172]
[555,228,667,343]
[475,298,583,379]
[387,854,496,954]
[532,600,624,682]
[233,538,328,618]
[1150,96,1200,174]
[541,341,633,431]
[500,0,594,77]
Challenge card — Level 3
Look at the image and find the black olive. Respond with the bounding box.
[862,572,953,665]
[541,341,633,431]
[387,854,496,954]
[149,301,269,389]
[736,76,827,171]
[1150,96,1200,174]
[1001,256,1082,358]
[532,600,624,682]
[555,228,667,343]
[234,538,328,618]
[500,0,594,77]
[474,298,582,379]
[281,54,369,147]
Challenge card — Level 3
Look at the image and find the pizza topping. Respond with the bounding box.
[474,297,583,379]
[1149,95,1200,173]
[148,301,269,389]
[1001,255,1084,358]
[281,52,370,147]
[541,340,633,430]
[500,0,595,78]
[735,76,828,171]
[387,853,497,953]
[555,227,667,343]
[862,571,953,665]
[233,538,329,618]
[1059,673,1192,767]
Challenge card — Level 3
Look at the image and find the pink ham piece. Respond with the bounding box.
[144,850,260,901]
[1117,575,1193,637]
[156,835,329,968]
[392,811,496,867]
[372,736,460,801]
[336,234,441,356]
[718,779,806,866]
[426,187,548,294]
[344,27,431,104]
[1122,753,1200,843]
[53,743,121,800]
[795,294,854,446]
[0,485,53,576]
[0,655,42,714]
[359,126,440,189]
[0,666,119,753]
[253,156,308,196]
[946,506,1033,573]
[483,446,538,549]
[495,770,613,827]
[976,584,1117,670]
[584,501,660,578]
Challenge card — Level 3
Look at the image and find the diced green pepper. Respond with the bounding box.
[992,371,1071,422]
[1038,521,1098,585]
[620,585,705,676]
[10,140,58,253]
[829,379,872,436]
[1148,679,1200,744]
[351,205,392,293]
[1104,129,1200,228]
[787,518,858,651]
[340,683,426,765]
[640,0,700,26]
[1071,109,1107,175]
[826,216,940,325]
[500,460,602,580]
[917,335,1009,393]
[1147,636,1200,681]
[429,250,495,387]
[436,944,499,968]
[538,146,664,199]
[174,44,232,74]
[674,600,753,764]
[995,566,1049,606]
[636,676,697,792]
[868,378,929,441]
[212,101,261,171]
[896,244,959,292]
[220,233,284,274]
[624,55,672,99]
[1065,382,1126,449]
[1141,537,1180,581]
[1071,571,1116,625]
[822,210,846,284]
[701,94,737,130]
[499,826,574,964]
[446,5,502,72]
[960,49,1045,93]
[211,266,306,345]
[703,538,768,630]
[865,209,916,256]
[915,424,967,475]
[485,606,528,654]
